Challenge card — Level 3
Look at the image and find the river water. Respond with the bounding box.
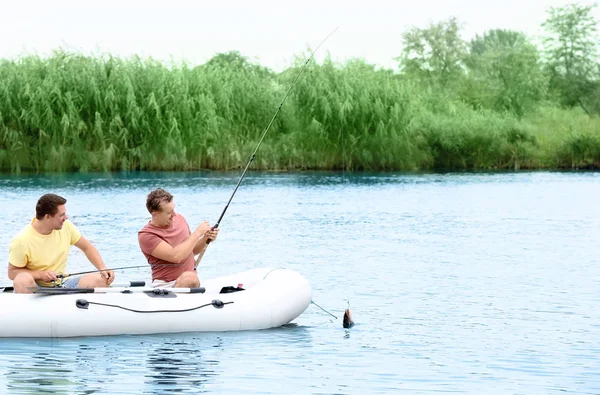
[0,170,598,394]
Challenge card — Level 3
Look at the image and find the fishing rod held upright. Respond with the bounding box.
[205,27,339,245]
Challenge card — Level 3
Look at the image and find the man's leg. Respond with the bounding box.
[77,273,108,288]
[174,271,200,288]
[13,272,37,294]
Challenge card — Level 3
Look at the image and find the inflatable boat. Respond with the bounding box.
[0,267,312,338]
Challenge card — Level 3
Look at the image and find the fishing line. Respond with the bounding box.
[196,27,339,265]
[311,300,338,320]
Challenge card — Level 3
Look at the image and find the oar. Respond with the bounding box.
[113,281,146,287]
[1,281,147,293]
[56,265,147,279]
[195,27,339,268]
[32,286,206,295]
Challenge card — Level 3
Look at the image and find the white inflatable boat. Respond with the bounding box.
[0,267,312,338]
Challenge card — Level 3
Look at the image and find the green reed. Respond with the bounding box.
[0,51,598,173]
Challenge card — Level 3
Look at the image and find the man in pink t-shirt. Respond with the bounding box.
[138,188,219,287]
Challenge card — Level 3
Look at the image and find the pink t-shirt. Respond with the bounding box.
[138,213,195,282]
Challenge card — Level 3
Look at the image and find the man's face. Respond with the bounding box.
[48,204,68,230]
[154,200,175,226]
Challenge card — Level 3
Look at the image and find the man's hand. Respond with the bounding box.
[100,269,115,286]
[206,228,219,242]
[38,270,58,283]
[193,221,211,238]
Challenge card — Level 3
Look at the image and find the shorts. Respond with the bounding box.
[151,279,177,288]
[60,276,81,288]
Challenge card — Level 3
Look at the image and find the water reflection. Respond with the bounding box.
[144,338,222,394]
[73,343,104,394]
[5,350,76,395]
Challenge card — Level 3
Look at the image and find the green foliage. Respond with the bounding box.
[397,17,468,89]
[289,56,425,170]
[526,106,600,168]
[0,50,281,172]
[406,93,538,169]
[541,2,599,107]
[464,31,548,116]
[469,29,525,56]
[578,77,600,114]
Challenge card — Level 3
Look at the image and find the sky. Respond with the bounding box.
[1,0,598,71]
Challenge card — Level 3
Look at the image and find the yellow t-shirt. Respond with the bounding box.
[8,219,82,286]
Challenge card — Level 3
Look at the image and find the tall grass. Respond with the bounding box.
[525,106,600,168]
[0,51,598,173]
[0,51,280,172]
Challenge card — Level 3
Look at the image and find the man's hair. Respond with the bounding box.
[36,194,67,219]
[146,188,174,213]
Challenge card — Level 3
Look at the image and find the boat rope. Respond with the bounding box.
[75,299,232,313]
[311,300,338,319]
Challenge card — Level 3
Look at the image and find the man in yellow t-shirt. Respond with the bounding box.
[8,193,116,293]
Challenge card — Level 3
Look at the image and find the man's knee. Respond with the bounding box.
[176,271,200,288]
[13,272,36,294]
[77,273,104,288]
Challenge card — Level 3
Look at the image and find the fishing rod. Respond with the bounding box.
[199,27,339,258]
[56,265,147,279]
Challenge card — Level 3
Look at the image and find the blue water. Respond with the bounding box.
[0,171,599,394]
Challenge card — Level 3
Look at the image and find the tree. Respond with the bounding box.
[464,30,547,116]
[579,66,600,115]
[469,29,525,56]
[397,17,468,88]
[202,51,274,78]
[541,3,599,108]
